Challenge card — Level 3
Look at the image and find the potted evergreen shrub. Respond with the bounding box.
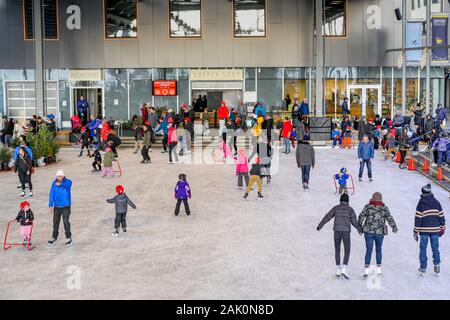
[0,145,11,171]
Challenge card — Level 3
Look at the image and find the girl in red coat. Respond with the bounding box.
[218,101,230,149]
[281,117,293,154]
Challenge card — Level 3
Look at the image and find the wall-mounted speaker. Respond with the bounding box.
[395,8,402,21]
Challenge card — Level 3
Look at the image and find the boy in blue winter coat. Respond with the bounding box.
[174,173,191,216]
[335,167,350,194]
[432,133,450,167]
[357,135,374,182]
[332,127,342,148]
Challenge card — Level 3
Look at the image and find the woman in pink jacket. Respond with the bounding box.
[167,120,178,164]
[235,148,249,189]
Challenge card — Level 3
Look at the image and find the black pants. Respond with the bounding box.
[114,212,127,229]
[80,143,90,156]
[237,172,249,188]
[400,150,407,165]
[233,136,237,154]
[18,170,32,191]
[169,142,178,162]
[162,135,168,151]
[358,159,372,179]
[222,132,227,144]
[92,161,102,171]
[52,206,71,239]
[142,146,151,161]
[334,231,351,266]
[175,198,190,215]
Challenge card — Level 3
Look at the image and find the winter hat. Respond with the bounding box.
[371,192,383,202]
[81,127,86,132]
[116,185,124,194]
[178,173,187,181]
[105,147,111,152]
[340,167,347,174]
[20,201,30,209]
[422,184,432,194]
[144,121,150,126]
[255,156,262,164]
[56,169,65,177]
[340,193,349,203]
[168,117,174,124]
[181,104,187,109]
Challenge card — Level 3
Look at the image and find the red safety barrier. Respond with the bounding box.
[333,174,356,195]
[113,159,122,177]
[4,221,34,251]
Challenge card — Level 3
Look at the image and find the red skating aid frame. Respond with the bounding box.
[333,174,355,195]
[113,159,122,177]
[4,221,34,251]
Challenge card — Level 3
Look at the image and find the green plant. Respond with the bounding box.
[0,145,11,164]
[26,125,59,159]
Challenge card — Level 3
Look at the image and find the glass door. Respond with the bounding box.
[349,87,363,118]
[347,85,381,119]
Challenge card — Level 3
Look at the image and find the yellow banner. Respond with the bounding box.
[69,70,103,81]
[190,69,243,81]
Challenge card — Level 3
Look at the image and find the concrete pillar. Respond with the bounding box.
[314,0,324,116]
[401,0,406,115]
[33,0,45,116]
[425,0,431,114]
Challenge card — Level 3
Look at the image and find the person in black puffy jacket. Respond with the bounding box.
[15,201,34,245]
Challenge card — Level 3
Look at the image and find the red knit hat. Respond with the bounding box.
[20,201,30,209]
[81,127,86,133]
[168,117,174,123]
[116,185,124,194]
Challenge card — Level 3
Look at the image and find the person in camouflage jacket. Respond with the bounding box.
[358,192,398,277]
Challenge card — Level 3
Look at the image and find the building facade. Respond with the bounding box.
[0,0,449,128]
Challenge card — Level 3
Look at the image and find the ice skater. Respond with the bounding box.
[235,148,249,189]
[174,174,191,216]
[107,185,136,237]
[317,193,363,279]
[79,127,91,157]
[414,184,446,275]
[243,157,264,199]
[15,201,34,246]
[91,146,102,173]
[102,147,114,177]
[335,167,350,195]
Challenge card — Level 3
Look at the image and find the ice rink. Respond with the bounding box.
[0,144,449,300]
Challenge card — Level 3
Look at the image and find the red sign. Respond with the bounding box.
[153,80,177,96]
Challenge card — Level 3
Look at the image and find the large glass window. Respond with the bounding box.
[323,0,346,37]
[256,68,282,109]
[233,0,266,38]
[24,0,59,40]
[169,0,202,38]
[105,0,138,38]
[284,68,308,111]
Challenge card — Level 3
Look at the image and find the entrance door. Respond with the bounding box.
[73,88,103,119]
[207,91,223,110]
[347,85,381,119]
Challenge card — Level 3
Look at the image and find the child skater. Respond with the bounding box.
[15,201,34,246]
[91,145,102,173]
[235,148,249,189]
[79,127,91,157]
[335,167,350,194]
[243,156,264,199]
[332,126,342,148]
[317,193,363,279]
[102,147,114,177]
[107,185,136,237]
[174,173,191,216]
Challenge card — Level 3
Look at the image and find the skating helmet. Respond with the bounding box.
[340,167,347,174]
[116,185,124,194]
[20,201,30,209]
[178,173,187,181]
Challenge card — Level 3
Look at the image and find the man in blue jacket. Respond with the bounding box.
[414,184,446,275]
[435,104,447,131]
[299,98,309,118]
[77,95,89,125]
[357,135,374,182]
[48,169,73,247]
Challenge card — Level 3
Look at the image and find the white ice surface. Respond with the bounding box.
[0,146,449,300]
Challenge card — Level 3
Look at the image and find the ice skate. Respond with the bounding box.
[418,268,426,276]
[376,266,382,275]
[20,191,25,198]
[341,266,350,279]
[122,228,127,233]
[335,266,341,278]
[65,238,73,247]
[112,229,119,237]
[29,191,33,197]
[257,192,264,199]
[47,238,57,246]
[243,193,249,199]
[434,265,440,276]
[363,267,370,278]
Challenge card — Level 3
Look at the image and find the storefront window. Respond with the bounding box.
[233,0,266,37]
[178,68,190,107]
[245,68,256,92]
[169,0,202,38]
[323,0,346,37]
[129,69,152,118]
[105,0,138,38]
[257,68,282,109]
[104,69,128,121]
[284,68,308,111]
[24,0,59,40]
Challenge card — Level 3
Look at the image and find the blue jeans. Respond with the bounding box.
[364,233,384,266]
[333,137,342,147]
[300,165,311,184]
[419,234,441,270]
[437,151,447,166]
[358,159,372,179]
[283,138,290,153]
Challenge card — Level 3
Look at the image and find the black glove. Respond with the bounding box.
[413,232,419,242]
[316,226,321,231]
[392,226,398,234]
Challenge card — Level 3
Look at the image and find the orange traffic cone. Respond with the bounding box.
[437,167,444,181]
[423,159,429,173]
[408,158,416,171]
[395,152,401,163]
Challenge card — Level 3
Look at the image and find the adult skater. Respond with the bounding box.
[14,146,33,198]
[358,192,398,277]
[357,135,374,182]
[414,184,446,275]
[48,170,73,247]
[317,193,363,279]
[295,135,315,190]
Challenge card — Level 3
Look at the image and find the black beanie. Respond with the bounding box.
[422,184,432,194]
[340,193,349,203]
